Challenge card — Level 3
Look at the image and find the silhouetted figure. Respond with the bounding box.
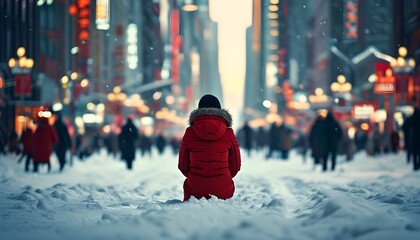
[178,94,241,201]
[322,112,342,171]
[277,122,293,160]
[309,115,325,166]
[53,115,72,172]
[0,127,7,155]
[139,134,152,157]
[32,117,58,173]
[118,117,138,170]
[255,127,268,153]
[390,129,400,153]
[402,116,413,163]
[403,104,420,171]
[8,131,20,154]
[155,133,167,155]
[354,128,367,152]
[295,131,309,162]
[18,127,34,172]
[170,137,180,155]
[267,122,281,159]
[239,121,253,157]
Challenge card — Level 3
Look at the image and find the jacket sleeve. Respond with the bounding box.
[178,128,191,177]
[227,128,241,178]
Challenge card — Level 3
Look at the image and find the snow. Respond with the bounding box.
[1,149,420,240]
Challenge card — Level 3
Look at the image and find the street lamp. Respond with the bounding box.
[330,75,352,93]
[182,0,198,11]
[390,46,416,104]
[8,47,34,98]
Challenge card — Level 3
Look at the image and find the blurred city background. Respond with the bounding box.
[0,0,419,160]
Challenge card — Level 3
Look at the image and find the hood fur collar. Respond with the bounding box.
[188,108,233,127]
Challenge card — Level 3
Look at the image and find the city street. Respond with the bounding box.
[0,149,419,240]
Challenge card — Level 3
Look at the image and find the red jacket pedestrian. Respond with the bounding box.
[32,117,58,167]
[178,94,241,201]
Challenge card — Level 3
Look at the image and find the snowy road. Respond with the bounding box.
[1,149,419,240]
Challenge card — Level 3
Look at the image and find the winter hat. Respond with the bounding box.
[198,94,221,109]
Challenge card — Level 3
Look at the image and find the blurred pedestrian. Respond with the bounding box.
[139,134,152,157]
[322,111,342,171]
[295,131,309,163]
[309,114,325,166]
[255,126,267,153]
[0,126,7,155]
[178,94,241,201]
[266,122,281,159]
[390,129,400,153]
[32,116,58,173]
[277,119,293,160]
[239,121,253,157]
[169,137,180,155]
[53,115,72,172]
[118,117,138,170]
[8,130,20,154]
[403,99,420,171]
[17,126,34,172]
[155,133,167,155]
[402,115,413,163]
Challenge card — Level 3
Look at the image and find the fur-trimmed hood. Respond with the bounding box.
[188,108,233,127]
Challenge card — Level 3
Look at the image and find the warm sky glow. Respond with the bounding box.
[210,0,252,117]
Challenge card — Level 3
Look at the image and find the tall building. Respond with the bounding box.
[0,0,38,131]
[307,0,394,97]
[243,0,290,119]
[393,0,420,103]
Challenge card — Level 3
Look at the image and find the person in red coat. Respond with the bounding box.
[18,127,34,172]
[178,94,241,201]
[32,117,58,173]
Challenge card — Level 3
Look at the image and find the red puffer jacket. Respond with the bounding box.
[32,118,58,163]
[178,108,241,201]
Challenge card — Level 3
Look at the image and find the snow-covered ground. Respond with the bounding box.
[1,148,419,240]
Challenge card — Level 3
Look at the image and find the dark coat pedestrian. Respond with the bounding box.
[267,122,281,159]
[255,127,268,152]
[403,107,420,170]
[18,128,34,172]
[402,116,413,163]
[278,123,293,159]
[322,112,342,171]
[32,117,58,172]
[178,94,241,201]
[53,116,72,171]
[118,118,139,170]
[155,133,167,155]
[239,121,253,157]
[309,115,325,165]
[8,131,20,154]
[139,134,152,157]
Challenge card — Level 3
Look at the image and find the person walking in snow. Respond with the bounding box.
[178,94,241,201]
[18,126,34,172]
[155,133,167,155]
[239,121,253,157]
[118,116,139,170]
[403,99,420,171]
[322,111,342,171]
[32,116,58,173]
[53,114,72,172]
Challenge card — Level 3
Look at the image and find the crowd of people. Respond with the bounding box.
[236,100,420,172]
[0,114,182,172]
[1,99,419,173]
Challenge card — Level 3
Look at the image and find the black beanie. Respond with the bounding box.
[198,94,221,109]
